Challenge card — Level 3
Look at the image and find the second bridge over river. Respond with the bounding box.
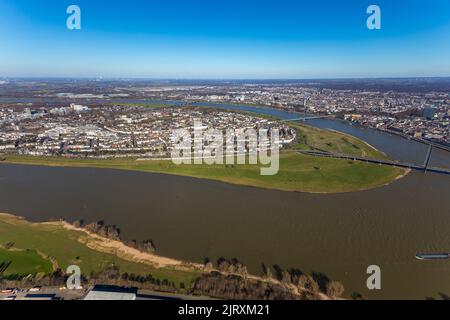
[293,148,450,176]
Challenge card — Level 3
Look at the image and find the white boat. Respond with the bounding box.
[415,253,450,260]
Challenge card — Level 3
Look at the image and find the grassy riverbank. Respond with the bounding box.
[0,213,342,299]
[0,213,200,287]
[0,123,406,193]
[0,248,53,276]
[3,152,405,193]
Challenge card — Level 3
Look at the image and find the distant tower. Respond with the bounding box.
[422,106,436,120]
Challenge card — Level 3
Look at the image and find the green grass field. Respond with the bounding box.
[287,123,387,159]
[1,152,405,193]
[0,214,200,287]
[0,248,53,276]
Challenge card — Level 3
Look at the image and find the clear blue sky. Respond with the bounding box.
[0,0,449,79]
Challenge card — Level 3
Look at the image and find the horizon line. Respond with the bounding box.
[2,76,450,81]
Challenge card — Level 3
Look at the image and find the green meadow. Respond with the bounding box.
[0,214,199,287]
[0,248,53,276]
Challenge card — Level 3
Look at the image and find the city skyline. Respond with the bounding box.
[0,0,449,79]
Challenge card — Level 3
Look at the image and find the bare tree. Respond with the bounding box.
[298,275,320,293]
[326,280,345,298]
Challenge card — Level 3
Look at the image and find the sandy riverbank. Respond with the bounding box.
[46,220,205,271]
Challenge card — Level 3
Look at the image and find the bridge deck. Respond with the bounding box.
[293,150,450,175]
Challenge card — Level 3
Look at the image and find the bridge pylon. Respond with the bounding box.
[423,145,433,172]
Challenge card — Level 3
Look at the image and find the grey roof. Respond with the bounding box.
[84,290,136,301]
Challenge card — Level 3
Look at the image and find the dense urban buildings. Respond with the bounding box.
[0,79,448,151]
[0,103,295,158]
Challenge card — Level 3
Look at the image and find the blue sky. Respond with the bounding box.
[0,0,449,78]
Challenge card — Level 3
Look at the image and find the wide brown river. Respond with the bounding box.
[0,103,449,299]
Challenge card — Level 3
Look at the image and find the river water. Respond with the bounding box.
[0,100,449,299]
